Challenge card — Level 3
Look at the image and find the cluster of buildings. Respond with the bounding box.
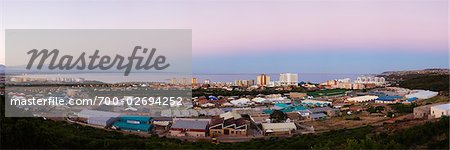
[195,93,308,108]
[345,88,438,104]
[192,73,299,88]
[74,109,303,137]
[236,73,299,87]
[8,76,85,83]
[320,76,385,90]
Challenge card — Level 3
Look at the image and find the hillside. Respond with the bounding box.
[398,74,449,92]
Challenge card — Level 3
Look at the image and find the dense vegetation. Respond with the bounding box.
[389,103,417,114]
[1,95,449,149]
[395,74,449,92]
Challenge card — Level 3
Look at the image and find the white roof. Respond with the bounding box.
[302,99,332,104]
[261,122,297,132]
[405,90,438,99]
[432,103,450,110]
[347,95,379,102]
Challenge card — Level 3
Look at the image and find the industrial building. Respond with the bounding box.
[405,90,438,99]
[413,103,448,119]
[77,109,121,127]
[430,103,450,118]
[112,115,153,133]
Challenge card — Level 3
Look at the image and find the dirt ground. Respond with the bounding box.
[303,113,388,132]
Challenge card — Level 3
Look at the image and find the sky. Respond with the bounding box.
[0,0,448,74]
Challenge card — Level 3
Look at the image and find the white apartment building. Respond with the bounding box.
[279,73,298,86]
[355,76,386,85]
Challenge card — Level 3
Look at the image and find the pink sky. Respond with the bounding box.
[0,0,448,64]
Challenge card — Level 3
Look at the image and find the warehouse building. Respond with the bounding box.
[405,90,438,99]
[261,122,297,135]
[430,103,450,118]
[112,115,153,133]
[413,103,447,119]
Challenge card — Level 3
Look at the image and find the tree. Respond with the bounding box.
[270,110,287,123]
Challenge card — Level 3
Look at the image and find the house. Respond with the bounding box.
[170,119,210,137]
[261,122,297,135]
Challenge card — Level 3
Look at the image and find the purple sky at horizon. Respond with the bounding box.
[0,0,448,73]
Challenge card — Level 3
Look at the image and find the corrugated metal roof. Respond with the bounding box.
[311,113,327,119]
[171,120,209,130]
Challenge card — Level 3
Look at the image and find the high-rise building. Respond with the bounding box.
[279,73,298,86]
[257,74,271,86]
[192,77,198,85]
